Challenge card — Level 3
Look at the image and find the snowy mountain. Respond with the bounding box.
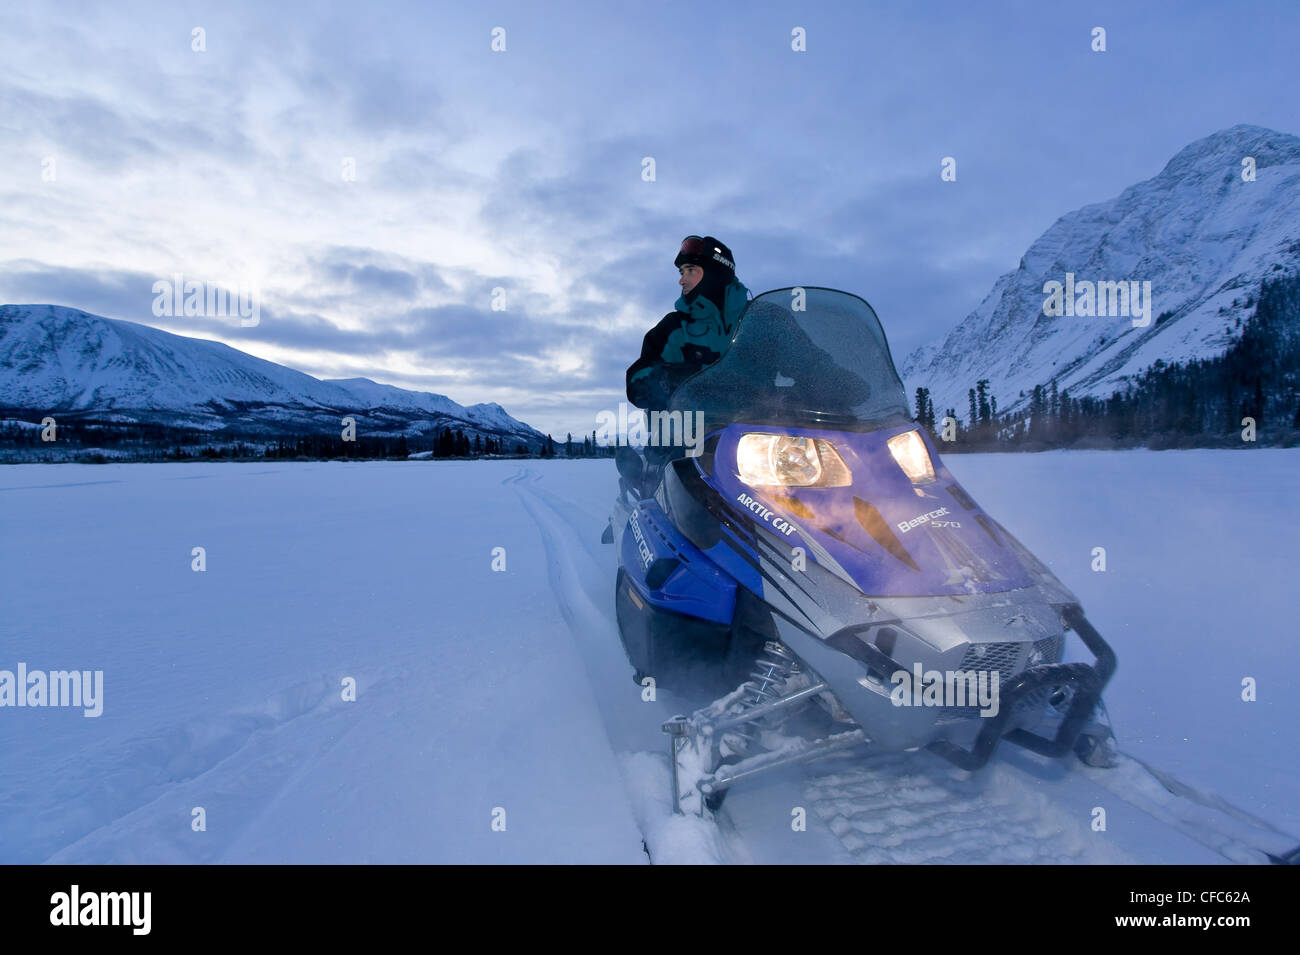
[902,125,1300,417]
[0,303,544,443]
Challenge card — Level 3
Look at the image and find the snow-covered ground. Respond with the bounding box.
[0,451,1296,864]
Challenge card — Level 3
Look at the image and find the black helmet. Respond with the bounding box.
[674,235,735,277]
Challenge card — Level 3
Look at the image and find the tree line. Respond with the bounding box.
[0,418,627,462]
[538,431,617,459]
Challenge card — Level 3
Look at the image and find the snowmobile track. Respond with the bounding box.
[803,753,1128,864]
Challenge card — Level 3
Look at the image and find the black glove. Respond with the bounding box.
[628,361,698,409]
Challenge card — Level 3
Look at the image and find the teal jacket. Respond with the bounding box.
[626,279,750,409]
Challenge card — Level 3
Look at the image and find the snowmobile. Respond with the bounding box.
[607,287,1118,815]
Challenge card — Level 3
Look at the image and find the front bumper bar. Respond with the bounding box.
[924,603,1117,770]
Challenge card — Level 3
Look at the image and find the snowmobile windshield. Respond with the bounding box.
[669,287,910,428]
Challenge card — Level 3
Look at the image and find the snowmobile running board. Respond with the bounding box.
[926,603,1117,771]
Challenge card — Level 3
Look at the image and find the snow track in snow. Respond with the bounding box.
[33,672,375,863]
[3,460,651,864]
[511,466,743,863]
[1077,755,1298,865]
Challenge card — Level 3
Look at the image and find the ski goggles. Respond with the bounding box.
[678,235,709,257]
[676,236,733,271]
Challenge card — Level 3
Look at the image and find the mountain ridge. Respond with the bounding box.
[902,124,1300,417]
[0,303,543,444]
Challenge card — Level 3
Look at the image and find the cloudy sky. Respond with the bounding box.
[2,0,1298,437]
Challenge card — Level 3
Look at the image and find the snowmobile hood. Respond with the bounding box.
[706,421,1040,598]
[661,286,1063,599]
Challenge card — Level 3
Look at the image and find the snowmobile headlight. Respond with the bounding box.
[736,434,851,487]
[887,429,936,485]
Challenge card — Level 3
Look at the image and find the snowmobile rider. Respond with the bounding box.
[626,235,750,409]
[618,236,750,496]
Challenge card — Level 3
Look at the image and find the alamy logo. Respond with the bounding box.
[890,663,1000,717]
[0,663,103,717]
[1042,272,1152,327]
[50,885,151,935]
[152,273,260,326]
[595,402,706,457]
